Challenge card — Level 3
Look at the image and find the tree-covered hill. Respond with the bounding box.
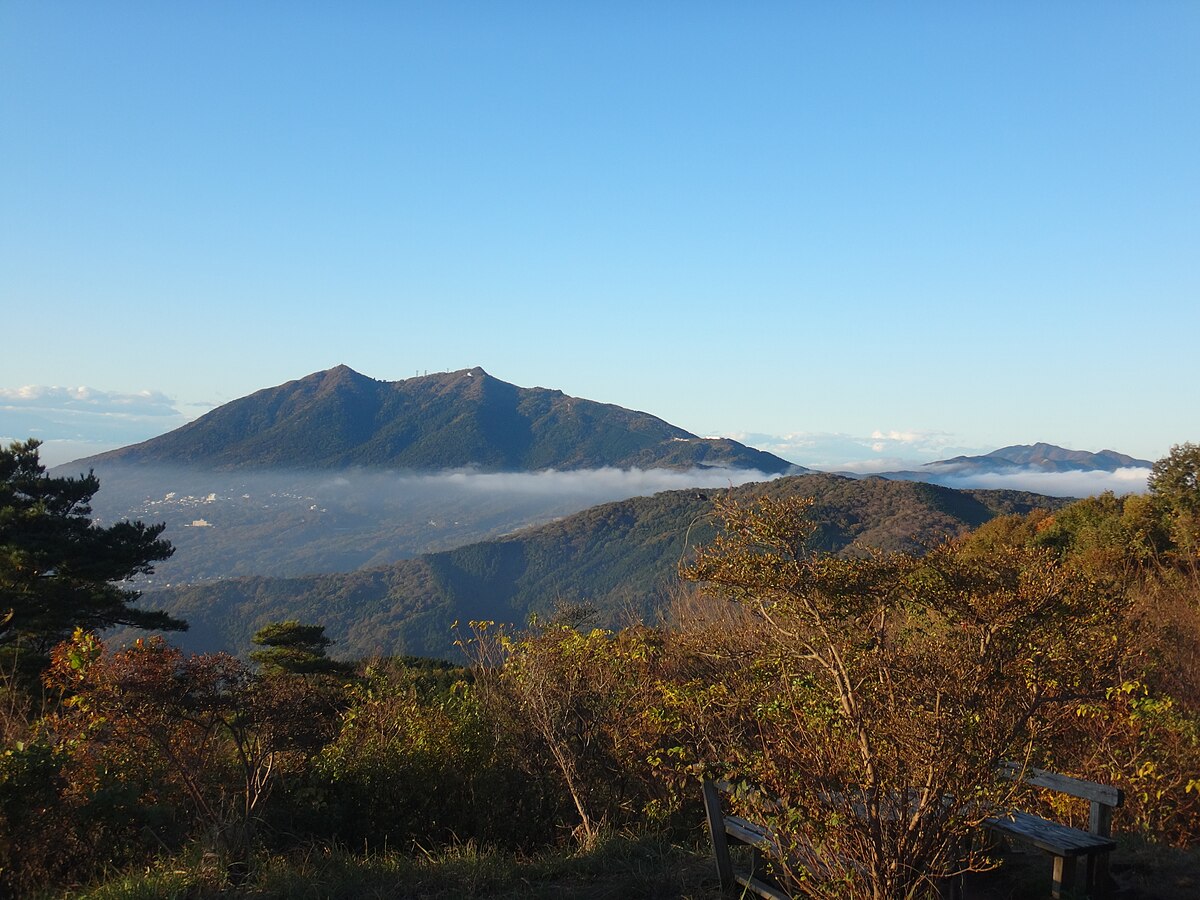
[132,474,1066,661]
[77,366,799,474]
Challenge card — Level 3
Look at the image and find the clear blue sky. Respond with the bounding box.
[2,2,1197,469]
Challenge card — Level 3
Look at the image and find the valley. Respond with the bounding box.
[126,472,1067,660]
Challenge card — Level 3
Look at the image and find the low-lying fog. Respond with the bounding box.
[80,462,1149,587]
[933,466,1151,497]
[83,464,783,585]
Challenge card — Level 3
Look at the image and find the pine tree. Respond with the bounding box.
[0,439,182,665]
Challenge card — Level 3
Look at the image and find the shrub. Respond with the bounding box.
[681,495,1129,899]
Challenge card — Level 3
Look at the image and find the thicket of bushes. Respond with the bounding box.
[2,445,1200,898]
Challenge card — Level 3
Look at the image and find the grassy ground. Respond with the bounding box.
[53,833,726,900]
[49,832,1200,900]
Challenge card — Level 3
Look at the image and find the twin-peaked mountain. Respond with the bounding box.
[85,366,799,474]
[69,366,799,585]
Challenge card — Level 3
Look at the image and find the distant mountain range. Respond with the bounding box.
[81,365,799,475]
[49,366,1153,659]
[56,368,1151,591]
[865,443,1154,486]
[130,473,1068,661]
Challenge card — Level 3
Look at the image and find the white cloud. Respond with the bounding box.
[729,429,983,470]
[0,385,189,460]
[0,385,180,417]
[331,466,781,500]
[871,429,923,443]
[867,428,962,453]
[938,467,1151,498]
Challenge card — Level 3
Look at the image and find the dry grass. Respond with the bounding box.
[54,832,726,900]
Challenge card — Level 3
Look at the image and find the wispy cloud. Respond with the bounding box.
[870,429,928,444]
[0,385,180,417]
[0,385,188,466]
[866,428,963,455]
[731,429,983,471]
[834,457,927,474]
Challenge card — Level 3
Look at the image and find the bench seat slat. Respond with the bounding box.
[725,814,777,851]
[984,810,1116,856]
[733,872,792,900]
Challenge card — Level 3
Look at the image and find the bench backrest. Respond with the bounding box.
[997,762,1124,808]
[998,761,1124,838]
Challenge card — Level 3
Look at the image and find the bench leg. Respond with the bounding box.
[937,831,968,900]
[1051,854,1076,900]
[701,781,735,892]
[1087,851,1113,899]
[937,873,964,900]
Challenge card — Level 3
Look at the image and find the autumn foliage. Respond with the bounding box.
[2,445,1200,897]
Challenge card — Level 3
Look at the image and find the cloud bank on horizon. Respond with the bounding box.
[733,428,983,471]
[934,466,1151,498]
[0,385,180,416]
[322,463,1149,501]
[727,429,1155,497]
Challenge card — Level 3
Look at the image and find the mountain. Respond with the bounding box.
[923,443,1153,475]
[61,366,801,585]
[80,366,799,474]
[864,443,1155,491]
[983,443,1151,471]
[127,474,1067,661]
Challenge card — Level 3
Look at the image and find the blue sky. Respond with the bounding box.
[2,2,1197,470]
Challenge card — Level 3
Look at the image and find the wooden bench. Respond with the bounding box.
[701,779,791,900]
[984,762,1124,900]
[701,779,957,899]
[704,765,1124,900]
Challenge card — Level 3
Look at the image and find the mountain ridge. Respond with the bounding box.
[78,366,800,475]
[863,442,1154,485]
[974,442,1152,471]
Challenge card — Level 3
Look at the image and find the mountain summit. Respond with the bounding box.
[83,366,799,474]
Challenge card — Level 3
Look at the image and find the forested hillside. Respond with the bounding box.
[6,441,1200,900]
[136,473,1066,659]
